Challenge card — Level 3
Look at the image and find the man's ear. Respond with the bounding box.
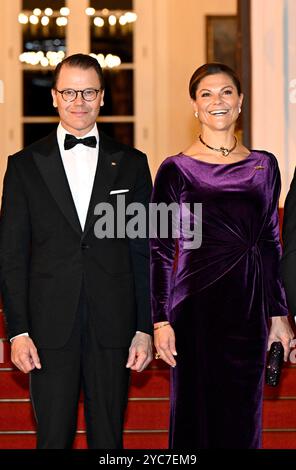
[51,89,58,108]
[100,90,105,106]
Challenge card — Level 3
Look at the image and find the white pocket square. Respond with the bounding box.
[110,189,129,194]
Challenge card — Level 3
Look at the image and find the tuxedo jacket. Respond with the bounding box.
[0,130,153,348]
[281,168,296,316]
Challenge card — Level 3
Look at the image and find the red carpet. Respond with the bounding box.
[1,310,296,449]
[0,310,169,449]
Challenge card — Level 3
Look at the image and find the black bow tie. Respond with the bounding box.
[64,134,97,150]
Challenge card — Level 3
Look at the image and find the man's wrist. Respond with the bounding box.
[10,332,29,343]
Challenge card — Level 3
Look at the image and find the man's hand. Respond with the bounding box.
[11,336,41,373]
[126,332,153,372]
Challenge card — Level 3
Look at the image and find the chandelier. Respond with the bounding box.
[18,6,136,69]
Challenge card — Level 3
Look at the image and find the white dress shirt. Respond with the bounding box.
[57,123,99,230]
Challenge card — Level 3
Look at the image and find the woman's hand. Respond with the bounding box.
[268,316,295,361]
[154,322,177,367]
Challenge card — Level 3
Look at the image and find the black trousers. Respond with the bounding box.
[30,288,130,449]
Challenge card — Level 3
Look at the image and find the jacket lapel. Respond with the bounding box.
[82,132,124,238]
[32,131,82,236]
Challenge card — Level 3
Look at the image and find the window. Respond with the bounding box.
[20,0,135,146]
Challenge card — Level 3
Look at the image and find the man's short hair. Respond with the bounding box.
[52,53,105,89]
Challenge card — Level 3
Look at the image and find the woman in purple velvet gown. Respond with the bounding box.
[150,63,294,449]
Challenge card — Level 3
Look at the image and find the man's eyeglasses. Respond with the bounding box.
[56,88,102,102]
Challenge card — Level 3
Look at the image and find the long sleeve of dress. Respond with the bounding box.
[150,159,181,323]
[259,154,288,317]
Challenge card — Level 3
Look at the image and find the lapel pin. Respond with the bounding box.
[111,162,117,166]
[254,165,264,170]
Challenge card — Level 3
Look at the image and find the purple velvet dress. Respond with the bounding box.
[150,150,288,449]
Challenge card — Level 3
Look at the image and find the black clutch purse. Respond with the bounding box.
[265,341,284,387]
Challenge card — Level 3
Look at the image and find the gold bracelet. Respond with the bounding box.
[154,322,170,331]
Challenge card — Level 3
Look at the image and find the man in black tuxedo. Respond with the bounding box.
[0,54,153,448]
